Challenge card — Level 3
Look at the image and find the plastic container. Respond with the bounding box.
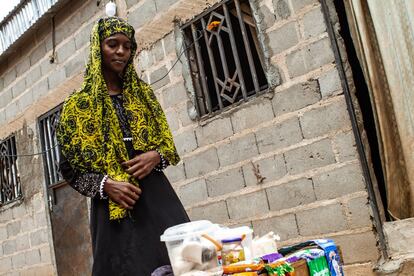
[160,220,221,275]
[213,226,253,263]
[221,237,245,265]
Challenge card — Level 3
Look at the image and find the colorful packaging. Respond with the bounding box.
[307,256,330,276]
[312,239,344,276]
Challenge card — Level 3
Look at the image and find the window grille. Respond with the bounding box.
[38,105,63,187]
[182,0,268,117]
[0,135,22,205]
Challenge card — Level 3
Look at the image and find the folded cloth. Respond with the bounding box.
[152,265,174,276]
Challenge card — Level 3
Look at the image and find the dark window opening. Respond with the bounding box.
[0,135,21,205]
[182,0,268,117]
[38,104,63,187]
[332,1,388,220]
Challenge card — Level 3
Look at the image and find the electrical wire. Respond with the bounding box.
[0,30,205,158]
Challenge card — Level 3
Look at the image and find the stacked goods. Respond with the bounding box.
[160,221,343,276]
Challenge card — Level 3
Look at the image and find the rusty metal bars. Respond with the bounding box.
[0,136,22,205]
[38,105,63,187]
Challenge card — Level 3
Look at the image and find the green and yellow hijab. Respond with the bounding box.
[57,17,179,220]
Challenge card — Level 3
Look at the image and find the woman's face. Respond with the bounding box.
[101,33,132,75]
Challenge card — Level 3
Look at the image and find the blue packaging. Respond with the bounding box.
[312,239,344,276]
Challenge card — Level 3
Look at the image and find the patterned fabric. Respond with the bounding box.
[57,17,179,220]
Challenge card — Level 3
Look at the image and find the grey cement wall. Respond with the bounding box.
[0,0,380,275]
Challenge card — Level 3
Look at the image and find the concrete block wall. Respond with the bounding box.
[0,0,380,274]
[0,0,104,274]
[131,0,380,272]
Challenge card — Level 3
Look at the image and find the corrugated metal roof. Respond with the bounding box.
[0,0,60,55]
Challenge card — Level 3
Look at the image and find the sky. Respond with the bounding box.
[0,0,21,22]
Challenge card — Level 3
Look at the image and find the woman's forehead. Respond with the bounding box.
[103,33,131,42]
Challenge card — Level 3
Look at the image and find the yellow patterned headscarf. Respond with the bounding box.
[57,17,180,220]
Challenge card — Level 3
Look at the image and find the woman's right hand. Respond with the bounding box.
[103,178,142,210]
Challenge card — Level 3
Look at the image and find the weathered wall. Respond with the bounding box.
[0,0,380,274]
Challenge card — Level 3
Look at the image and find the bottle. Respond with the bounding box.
[221,237,245,265]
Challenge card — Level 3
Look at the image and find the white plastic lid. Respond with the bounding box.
[160,220,218,242]
[214,226,253,241]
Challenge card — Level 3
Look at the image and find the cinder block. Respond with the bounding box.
[40,245,52,263]
[29,42,47,66]
[20,216,35,233]
[4,69,16,88]
[187,201,229,224]
[346,196,372,229]
[195,117,233,147]
[257,4,275,30]
[177,104,195,127]
[333,131,358,162]
[155,0,179,13]
[272,81,321,116]
[16,59,30,78]
[137,50,154,72]
[0,77,4,91]
[217,133,258,166]
[6,221,21,238]
[174,130,197,155]
[267,178,316,211]
[284,139,335,174]
[331,231,379,264]
[0,257,12,272]
[178,178,208,206]
[256,117,302,153]
[300,98,350,139]
[287,37,335,78]
[150,66,170,90]
[268,22,298,55]
[163,81,188,108]
[152,39,165,62]
[273,0,291,20]
[296,203,347,236]
[12,253,26,269]
[318,68,342,98]
[165,110,179,131]
[290,0,318,13]
[15,234,30,251]
[184,147,220,178]
[32,79,49,102]
[5,101,20,121]
[11,78,26,98]
[3,239,16,255]
[164,162,186,183]
[74,21,93,50]
[163,32,176,56]
[56,39,76,63]
[48,67,66,90]
[25,249,41,266]
[206,167,245,197]
[0,89,12,109]
[313,163,366,200]
[35,212,48,228]
[126,0,140,8]
[65,51,85,78]
[30,228,48,247]
[227,190,269,220]
[302,6,326,39]
[128,0,157,30]
[0,226,7,240]
[231,100,274,133]
[242,154,287,186]
[40,58,55,76]
[26,67,42,88]
[253,214,299,241]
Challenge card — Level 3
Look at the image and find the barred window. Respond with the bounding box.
[38,105,63,187]
[0,135,22,205]
[182,0,268,117]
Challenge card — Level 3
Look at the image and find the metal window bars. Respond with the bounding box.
[38,104,63,187]
[0,136,22,205]
[182,0,268,117]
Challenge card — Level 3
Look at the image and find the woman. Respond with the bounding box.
[57,17,189,275]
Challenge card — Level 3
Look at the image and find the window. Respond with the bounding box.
[38,105,63,187]
[182,0,268,117]
[0,135,22,205]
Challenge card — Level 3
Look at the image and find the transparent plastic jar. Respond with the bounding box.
[221,237,246,265]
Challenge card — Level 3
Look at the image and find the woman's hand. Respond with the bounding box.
[122,150,161,180]
[103,178,142,210]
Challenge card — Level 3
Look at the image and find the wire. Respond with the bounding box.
[0,29,206,158]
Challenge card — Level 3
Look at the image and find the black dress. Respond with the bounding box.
[59,94,189,275]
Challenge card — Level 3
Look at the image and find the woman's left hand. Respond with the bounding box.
[122,150,161,179]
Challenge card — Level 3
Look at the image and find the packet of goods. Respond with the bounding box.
[252,231,280,258]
